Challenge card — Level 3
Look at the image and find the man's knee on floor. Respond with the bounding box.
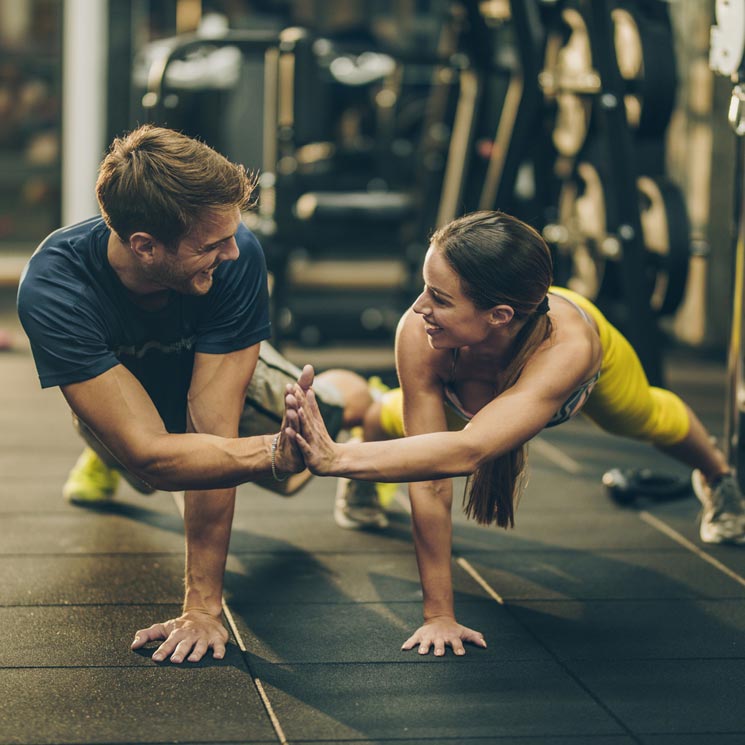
[315,369,372,428]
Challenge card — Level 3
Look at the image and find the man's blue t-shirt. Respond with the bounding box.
[17,217,271,433]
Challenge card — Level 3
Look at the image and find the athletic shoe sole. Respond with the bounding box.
[334,478,389,530]
[692,470,745,545]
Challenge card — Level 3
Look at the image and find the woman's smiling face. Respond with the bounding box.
[412,244,497,348]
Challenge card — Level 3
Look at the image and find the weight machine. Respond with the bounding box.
[711,0,745,491]
[450,0,689,387]
[132,3,693,378]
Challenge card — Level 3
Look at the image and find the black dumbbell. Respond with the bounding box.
[602,467,691,507]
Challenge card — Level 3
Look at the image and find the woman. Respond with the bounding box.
[284,210,745,656]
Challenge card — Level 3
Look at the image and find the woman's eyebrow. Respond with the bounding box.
[428,284,454,299]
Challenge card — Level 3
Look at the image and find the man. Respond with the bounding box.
[17,124,372,663]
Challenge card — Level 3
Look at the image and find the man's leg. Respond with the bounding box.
[334,381,404,530]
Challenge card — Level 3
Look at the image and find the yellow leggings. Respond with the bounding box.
[379,287,690,446]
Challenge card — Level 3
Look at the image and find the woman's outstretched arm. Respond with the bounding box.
[288,303,599,484]
[288,380,559,481]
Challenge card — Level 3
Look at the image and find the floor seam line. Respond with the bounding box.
[170,491,289,745]
[639,510,745,591]
[449,551,644,743]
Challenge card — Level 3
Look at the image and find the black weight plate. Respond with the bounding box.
[638,175,690,315]
[616,3,677,137]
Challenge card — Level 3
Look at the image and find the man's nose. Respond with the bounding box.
[221,238,239,261]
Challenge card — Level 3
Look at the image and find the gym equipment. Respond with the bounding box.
[611,3,677,137]
[583,0,680,385]
[552,161,690,317]
[602,467,691,507]
[134,3,687,364]
[540,6,597,159]
[554,160,609,300]
[263,21,467,347]
[711,0,745,492]
[463,0,550,218]
[543,1,677,150]
[452,1,684,385]
[637,175,690,316]
[134,28,280,172]
[537,0,687,386]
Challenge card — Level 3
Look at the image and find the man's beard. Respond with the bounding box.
[147,260,211,296]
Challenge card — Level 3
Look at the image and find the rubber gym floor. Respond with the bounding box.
[2,288,745,745]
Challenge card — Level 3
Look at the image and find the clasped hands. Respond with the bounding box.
[277,363,341,477]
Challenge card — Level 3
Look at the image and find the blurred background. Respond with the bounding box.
[0,0,739,387]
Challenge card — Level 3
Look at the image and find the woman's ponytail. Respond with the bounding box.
[462,313,552,527]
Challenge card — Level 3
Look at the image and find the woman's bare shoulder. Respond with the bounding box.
[527,297,602,387]
[548,296,601,355]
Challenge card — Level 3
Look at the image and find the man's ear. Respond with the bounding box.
[488,304,515,327]
[129,232,158,262]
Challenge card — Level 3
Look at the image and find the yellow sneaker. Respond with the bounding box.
[62,448,120,504]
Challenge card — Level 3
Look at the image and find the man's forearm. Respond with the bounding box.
[128,431,279,492]
[183,487,237,616]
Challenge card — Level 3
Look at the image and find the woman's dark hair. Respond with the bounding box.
[96,124,255,249]
[430,210,554,528]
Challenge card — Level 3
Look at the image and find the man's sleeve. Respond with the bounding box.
[194,224,272,354]
[17,264,118,388]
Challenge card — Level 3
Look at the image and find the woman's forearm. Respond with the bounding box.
[409,480,456,619]
[332,431,480,482]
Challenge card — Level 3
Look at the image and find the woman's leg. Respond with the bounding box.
[656,403,729,482]
[334,385,404,530]
[580,313,745,544]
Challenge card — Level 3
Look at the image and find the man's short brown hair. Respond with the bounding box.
[96,125,255,248]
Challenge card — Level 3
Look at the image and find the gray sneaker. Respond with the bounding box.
[692,470,745,544]
[334,477,389,530]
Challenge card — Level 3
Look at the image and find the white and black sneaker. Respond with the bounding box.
[692,470,745,545]
[334,477,389,530]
